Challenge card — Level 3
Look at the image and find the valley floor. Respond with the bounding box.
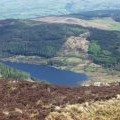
[2,55,120,85]
[1,16,120,85]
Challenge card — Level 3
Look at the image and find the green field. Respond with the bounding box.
[88,18,120,31]
[0,0,120,19]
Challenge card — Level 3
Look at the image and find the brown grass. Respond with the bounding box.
[0,79,120,120]
[46,98,120,120]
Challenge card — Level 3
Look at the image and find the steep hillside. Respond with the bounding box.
[0,18,120,70]
[0,80,120,120]
[0,19,86,58]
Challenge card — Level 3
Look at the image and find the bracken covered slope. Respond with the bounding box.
[0,80,120,120]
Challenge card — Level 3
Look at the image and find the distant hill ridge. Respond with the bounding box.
[0,0,120,19]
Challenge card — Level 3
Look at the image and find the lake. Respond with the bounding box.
[4,62,88,86]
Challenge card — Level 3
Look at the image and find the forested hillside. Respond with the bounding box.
[0,20,86,58]
[88,28,120,70]
[0,17,120,70]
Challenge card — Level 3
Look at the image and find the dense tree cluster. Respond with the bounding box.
[0,18,120,71]
[88,28,120,70]
[0,62,30,80]
[0,20,86,58]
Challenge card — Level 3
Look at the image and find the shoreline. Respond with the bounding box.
[2,59,90,86]
[1,56,120,86]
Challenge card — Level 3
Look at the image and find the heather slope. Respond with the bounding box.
[0,80,120,120]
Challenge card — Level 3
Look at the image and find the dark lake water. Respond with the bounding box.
[4,62,88,86]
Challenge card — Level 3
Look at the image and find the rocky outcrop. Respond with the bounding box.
[58,33,90,56]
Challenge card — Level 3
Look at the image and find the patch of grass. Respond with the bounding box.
[89,18,120,31]
[46,98,120,120]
